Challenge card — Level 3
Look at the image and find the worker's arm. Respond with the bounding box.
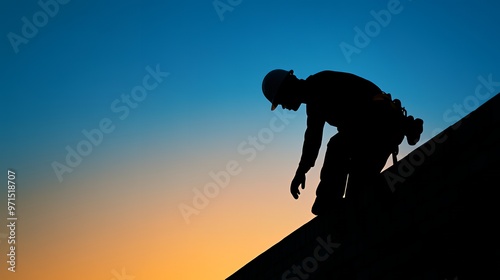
[290,107,325,199]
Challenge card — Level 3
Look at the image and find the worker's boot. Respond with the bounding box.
[312,196,346,220]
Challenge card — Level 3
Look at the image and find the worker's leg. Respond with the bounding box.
[344,114,396,203]
[312,133,350,216]
[346,148,390,201]
[346,143,393,247]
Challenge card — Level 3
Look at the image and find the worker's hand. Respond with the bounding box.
[290,172,306,199]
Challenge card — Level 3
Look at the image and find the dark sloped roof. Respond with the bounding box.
[227,93,500,279]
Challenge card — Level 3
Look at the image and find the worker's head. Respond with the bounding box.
[262,69,300,111]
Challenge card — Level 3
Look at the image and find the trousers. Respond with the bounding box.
[312,102,404,215]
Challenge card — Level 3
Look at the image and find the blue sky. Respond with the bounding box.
[0,0,498,191]
[0,1,498,180]
[1,0,500,238]
[1,1,500,170]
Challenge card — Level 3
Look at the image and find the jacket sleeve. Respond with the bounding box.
[297,106,325,174]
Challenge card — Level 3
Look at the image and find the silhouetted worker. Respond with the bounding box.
[262,69,423,217]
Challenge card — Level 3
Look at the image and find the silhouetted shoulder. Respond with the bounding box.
[307,71,381,92]
[304,70,381,108]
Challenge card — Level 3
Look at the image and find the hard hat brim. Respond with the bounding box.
[263,69,293,111]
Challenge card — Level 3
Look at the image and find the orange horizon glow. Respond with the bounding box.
[0,161,317,280]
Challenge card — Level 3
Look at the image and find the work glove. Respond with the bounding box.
[290,171,306,199]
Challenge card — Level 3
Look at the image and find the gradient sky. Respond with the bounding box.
[1,1,499,279]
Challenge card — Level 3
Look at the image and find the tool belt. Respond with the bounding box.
[373,91,424,165]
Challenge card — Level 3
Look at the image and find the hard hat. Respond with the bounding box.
[262,69,293,110]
